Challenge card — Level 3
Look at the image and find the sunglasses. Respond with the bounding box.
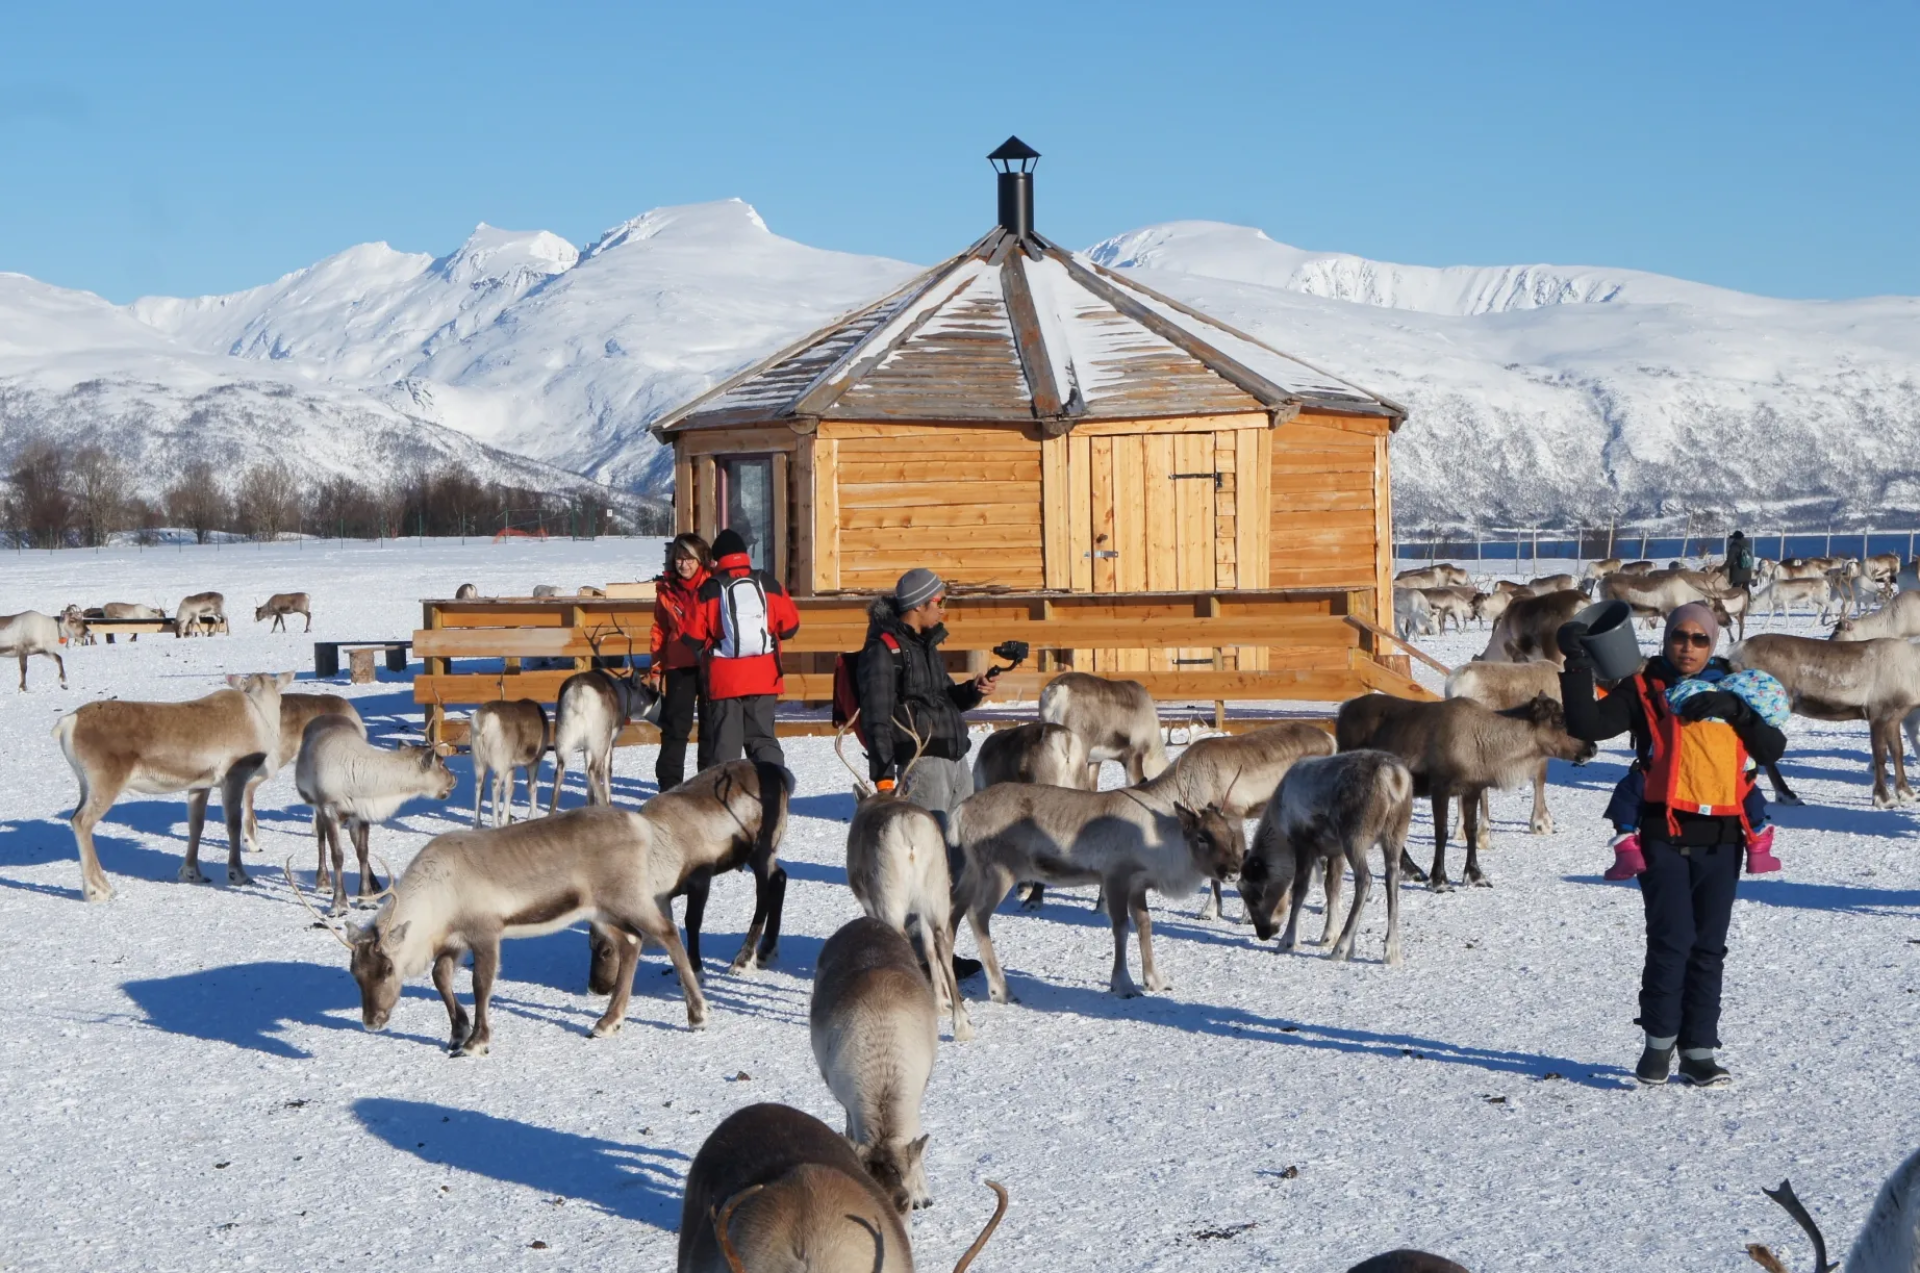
[1667,630,1714,649]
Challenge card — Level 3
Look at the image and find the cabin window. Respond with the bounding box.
[717,454,775,573]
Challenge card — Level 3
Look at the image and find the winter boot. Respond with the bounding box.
[1605,831,1648,881]
[1634,1041,1675,1086]
[1745,824,1781,875]
[1678,1051,1732,1088]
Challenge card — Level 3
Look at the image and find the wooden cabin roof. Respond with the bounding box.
[652,228,1407,436]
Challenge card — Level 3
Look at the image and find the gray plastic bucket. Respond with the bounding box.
[1573,600,1642,681]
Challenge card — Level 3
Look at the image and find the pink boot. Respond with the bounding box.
[1604,832,1647,881]
[1746,824,1781,874]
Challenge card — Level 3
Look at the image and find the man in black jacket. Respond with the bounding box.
[1558,601,1786,1088]
[856,568,999,822]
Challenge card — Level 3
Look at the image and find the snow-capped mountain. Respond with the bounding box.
[8,202,1918,531]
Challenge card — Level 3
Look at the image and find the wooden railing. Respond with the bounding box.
[413,587,1437,747]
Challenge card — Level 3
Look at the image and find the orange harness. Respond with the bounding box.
[1633,674,1754,838]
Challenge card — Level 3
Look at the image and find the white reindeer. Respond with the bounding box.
[470,699,548,827]
[1,609,83,689]
[547,669,659,811]
[295,715,458,914]
[1039,671,1169,786]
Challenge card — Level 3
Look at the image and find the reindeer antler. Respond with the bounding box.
[367,854,398,903]
[1760,1179,1837,1273]
[283,856,353,949]
[891,707,931,786]
[951,1180,1009,1273]
[710,1184,763,1273]
[834,711,877,800]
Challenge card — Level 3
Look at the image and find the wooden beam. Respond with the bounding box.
[792,436,816,597]
[1374,431,1395,638]
[772,450,790,587]
[694,454,717,541]
[1001,254,1066,419]
[1040,432,1070,590]
[1343,614,1450,678]
[815,438,840,592]
[673,445,693,534]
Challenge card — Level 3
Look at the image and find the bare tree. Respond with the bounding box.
[164,459,228,544]
[70,445,131,547]
[234,462,302,541]
[5,437,74,549]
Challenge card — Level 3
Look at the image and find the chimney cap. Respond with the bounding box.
[988,136,1040,173]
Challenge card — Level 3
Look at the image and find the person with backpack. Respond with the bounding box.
[854,568,999,821]
[1725,530,1756,589]
[683,528,799,770]
[647,532,709,792]
[1557,601,1788,1088]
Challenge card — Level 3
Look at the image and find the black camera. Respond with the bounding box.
[988,640,1030,675]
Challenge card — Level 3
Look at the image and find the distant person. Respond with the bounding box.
[1557,602,1789,1088]
[685,528,799,770]
[1724,530,1755,589]
[646,532,709,792]
[856,568,999,823]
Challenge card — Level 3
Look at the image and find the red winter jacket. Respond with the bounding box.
[649,568,708,672]
[681,552,800,699]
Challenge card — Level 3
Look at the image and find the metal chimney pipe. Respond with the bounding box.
[997,171,1033,237]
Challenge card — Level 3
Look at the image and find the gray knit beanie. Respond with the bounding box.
[893,568,945,612]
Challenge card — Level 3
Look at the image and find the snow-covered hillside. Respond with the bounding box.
[10,204,1920,528]
[0,272,644,510]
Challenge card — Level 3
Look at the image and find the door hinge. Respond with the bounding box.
[1170,471,1225,490]
[1084,550,1119,559]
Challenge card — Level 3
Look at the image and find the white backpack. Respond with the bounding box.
[716,573,775,659]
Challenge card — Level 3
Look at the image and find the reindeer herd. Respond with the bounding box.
[23,554,1920,1273]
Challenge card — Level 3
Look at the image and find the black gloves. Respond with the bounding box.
[1555,620,1592,663]
[1678,690,1751,726]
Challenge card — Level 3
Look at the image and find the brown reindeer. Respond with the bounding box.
[1732,634,1920,807]
[1476,589,1587,664]
[254,592,312,633]
[1336,693,1595,890]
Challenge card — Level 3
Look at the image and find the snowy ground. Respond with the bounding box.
[0,540,1915,1272]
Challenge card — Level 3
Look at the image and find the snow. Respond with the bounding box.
[1,539,1915,1271]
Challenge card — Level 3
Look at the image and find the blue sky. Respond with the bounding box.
[3,1,1916,303]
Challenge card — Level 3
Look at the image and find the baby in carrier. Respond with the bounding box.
[1603,667,1787,880]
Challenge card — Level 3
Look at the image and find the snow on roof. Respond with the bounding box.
[653,227,1403,435]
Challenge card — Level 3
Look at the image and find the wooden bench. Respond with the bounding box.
[81,618,174,643]
[315,640,410,679]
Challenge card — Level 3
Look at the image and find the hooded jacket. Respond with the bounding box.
[855,597,984,781]
[681,550,800,699]
[650,566,709,672]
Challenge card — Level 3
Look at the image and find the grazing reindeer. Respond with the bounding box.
[302,805,709,1055]
[295,715,458,914]
[1471,588,1518,627]
[676,1103,1008,1273]
[470,699,548,827]
[948,778,1245,1000]
[61,604,92,646]
[1395,588,1438,639]
[530,583,562,598]
[971,721,1090,791]
[244,692,365,850]
[811,918,939,1211]
[1,608,84,689]
[1039,671,1169,786]
[1394,564,1471,590]
[1240,750,1414,965]
[101,601,163,621]
[1336,693,1595,890]
[583,759,791,993]
[254,592,312,633]
[1160,722,1335,920]
[1477,589,1587,663]
[454,583,479,600]
[1419,586,1481,634]
[838,718,970,1040]
[55,672,291,901]
[1732,634,1920,807]
[547,667,660,810]
[174,591,225,637]
[1745,1146,1920,1273]
[1445,659,1591,837]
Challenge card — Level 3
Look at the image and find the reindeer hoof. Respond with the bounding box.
[228,868,254,887]
[1471,875,1494,888]
[178,865,209,884]
[953,1020,975,1043]
[1530,820,1553,836]
[1427,878,1453,894]
[687,1009,710,1031]
[588,1020,622,1039]
[83,882,115,903]
[452,1037,490,1057]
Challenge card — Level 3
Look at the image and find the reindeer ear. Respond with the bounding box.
[905,1135,928,1166]
[380,920,409,951]
[276,671,295,688]
[1174,804,1201,831]
[225,674,246,689]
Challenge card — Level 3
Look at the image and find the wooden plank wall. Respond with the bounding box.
[822,421,1046,593]
[1270,413,1386,590]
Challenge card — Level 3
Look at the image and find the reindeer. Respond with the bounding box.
[1833,591,1920,642]
[583,759,791,993]
[1754,575,1842,627]
[1418,586,1478,634]
[470,699,548,827]
[61,604,92,646]
[1394,564,1471,590]
[547,666,659,811]
[1445,659,1594,838]
[839,717,970,1040]
[1601,569,1735,629]
[299,805,708,1055]
[530,584,563,598]
[174,591,224,637]
[1239,750,1414,966]
[1527,572,1578,593]
[948,777,1244,1001]
[1744,1145,1920,1273]
[454,583,480,600]
[972,720,1090,792]
[254,592,312,633]
[1395,588,1438,639]
[1586,558,1623,580]
[1471,588,1518,628]
[55,672,290,901]
[1477,589,1587,663]
[295,715,458,914]
[1861,552,1902,602]
[1731,634,1920,807]
[1,608,84,689]
[1346,1254,1471,1273]
[244,691,365,851]
[1038,671,1169,786]
[811,918,940,1211]
[676,1103,1007,1273]
[1336,693,1595,890]
[101,601,163,621]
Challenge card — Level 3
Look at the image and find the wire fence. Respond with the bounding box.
[1394,523,1920,576]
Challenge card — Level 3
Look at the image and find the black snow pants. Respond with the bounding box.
[654,667,699,793]
[1636,837,1741,1049]
[698,694,785,772]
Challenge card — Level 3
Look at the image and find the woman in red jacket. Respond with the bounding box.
[648,533,709,791]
